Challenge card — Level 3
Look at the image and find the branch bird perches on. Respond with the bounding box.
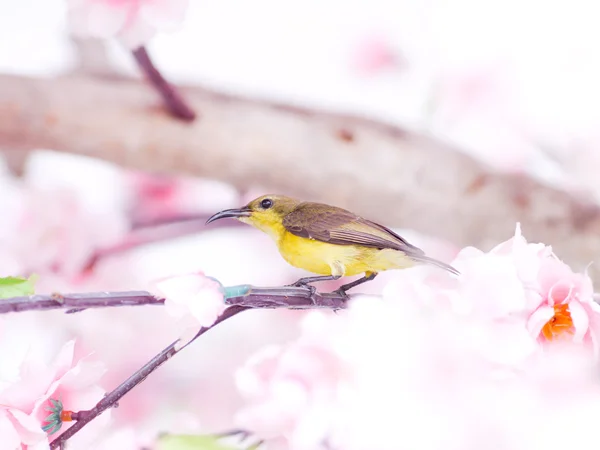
[0,285,349,448]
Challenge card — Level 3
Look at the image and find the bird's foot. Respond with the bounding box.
[331,287,350,299]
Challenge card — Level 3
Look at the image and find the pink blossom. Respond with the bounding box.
[0,408,48,450]
[527,258,600,349]
[0,340,106,448]
[127,172,239,226]
[66,0,190,49]
[0,151,130,283]
[234,225,600,450]
[16,187,127,277]
[235,315,346,448]
[150,272,226,348]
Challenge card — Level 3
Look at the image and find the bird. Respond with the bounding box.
[206,194,459,296]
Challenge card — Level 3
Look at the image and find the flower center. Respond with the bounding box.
[541,303,575,341]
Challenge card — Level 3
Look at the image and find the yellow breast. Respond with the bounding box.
[276,231,415,277]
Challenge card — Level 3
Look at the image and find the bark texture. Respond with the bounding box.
[1,74,599,280]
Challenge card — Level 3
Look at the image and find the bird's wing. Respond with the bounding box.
[282,202,425,255]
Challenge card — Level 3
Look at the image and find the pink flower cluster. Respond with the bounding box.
[0,339,106,450]
[0,152,130,287]
[234,225,600,450]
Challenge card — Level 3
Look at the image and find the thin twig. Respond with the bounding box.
[49,305,249,449]
[0,286,349,315]
[132,46,196,122]
[0,291,164,314]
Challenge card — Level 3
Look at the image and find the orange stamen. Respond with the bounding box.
[541,303,575,341]
[60,410,73,422]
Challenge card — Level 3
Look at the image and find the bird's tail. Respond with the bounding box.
[409,254,460,276]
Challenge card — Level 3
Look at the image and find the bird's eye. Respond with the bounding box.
[260,198,273,209]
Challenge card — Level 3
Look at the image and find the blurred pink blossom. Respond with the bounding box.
[234,225,600,450]
[0,152,130,289]
[128,173,239,226]
[427,64,541,172]
[0,340,106,449]
[150,272,226,348]
[350,35,403,75]
[235,337,344,448]
[0,408,48,450]
[0,183,128,283]
[66,0,190,49]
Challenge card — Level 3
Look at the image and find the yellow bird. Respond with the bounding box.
[206,194,459,295]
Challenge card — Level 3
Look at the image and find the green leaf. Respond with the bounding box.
[156,434,240,450]
[0,275,37,299]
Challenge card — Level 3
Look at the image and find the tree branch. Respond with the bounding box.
[1,73,600,282]
[0,285,348,315]
[30,285,346,447]
[0,291,164,314]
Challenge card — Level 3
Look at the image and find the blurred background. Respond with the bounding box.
[2,0,600,447]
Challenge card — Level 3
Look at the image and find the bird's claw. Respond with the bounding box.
[331,288,349,299]
[287,282,317,299]
[304,284,317,298]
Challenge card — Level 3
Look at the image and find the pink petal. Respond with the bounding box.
[188,291,226,327]
[527,305,555,338]
[118,15,157,49]
[473,320,536,365]
[68,1,130,39]
[589,300,600,313]
[52,340,76,379]
[140,0,189,30]
[489,223,524,255]
[548,281,574,305]
[538,258,573,298]
[151,273,225,329]
[7,408,47,446]
[0,356,54,412]
[58,360,106,391]
[236,345,283,398]
[0,412,23,450]
[569,300,590,343]
[65,385,106,412]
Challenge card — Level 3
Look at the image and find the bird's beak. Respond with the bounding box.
[206,207,252,224]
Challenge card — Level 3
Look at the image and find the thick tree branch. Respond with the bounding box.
[1,74,600,281]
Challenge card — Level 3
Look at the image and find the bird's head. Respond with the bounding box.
[206,194,301,239]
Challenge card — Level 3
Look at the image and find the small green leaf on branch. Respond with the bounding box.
[0,274,37,298]
[156,434,241,450]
